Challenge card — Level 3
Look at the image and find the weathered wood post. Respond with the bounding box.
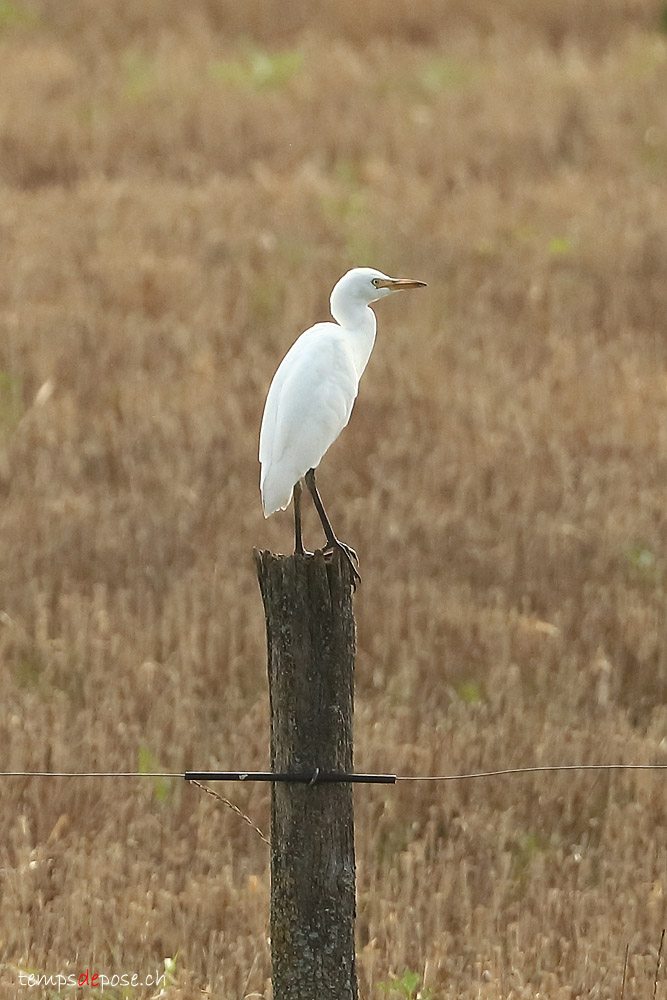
[254,548,357,1000]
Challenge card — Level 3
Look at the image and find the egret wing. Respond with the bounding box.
[260,324,359,515]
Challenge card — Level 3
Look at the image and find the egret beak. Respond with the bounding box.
[376,277,427,291]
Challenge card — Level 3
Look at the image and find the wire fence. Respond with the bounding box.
[1,763,666,781]
[2,763,666,847]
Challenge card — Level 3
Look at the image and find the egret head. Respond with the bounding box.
[333,267,427,307]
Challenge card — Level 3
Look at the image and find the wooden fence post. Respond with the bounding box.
[254,548,357,1000]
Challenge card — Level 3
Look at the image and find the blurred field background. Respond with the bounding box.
[1,1,667,997]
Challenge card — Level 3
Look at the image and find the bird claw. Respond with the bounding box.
[321,540,361,587]
[295,546,315,558]
[296,544,359,586]
[342,543,360,567]
[322,540,359,564]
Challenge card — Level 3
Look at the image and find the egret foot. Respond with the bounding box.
[294,543,315,558]
[322,539,361,587]
[322,538,359,564]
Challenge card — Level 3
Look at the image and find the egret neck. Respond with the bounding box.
[329,281,378,380]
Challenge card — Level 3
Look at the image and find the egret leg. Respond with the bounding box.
[293,480,313,557]
[304,468,361,585]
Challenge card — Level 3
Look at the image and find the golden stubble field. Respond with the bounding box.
[1,2,666,997]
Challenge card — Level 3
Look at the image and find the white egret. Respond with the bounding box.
[259,266,426,583]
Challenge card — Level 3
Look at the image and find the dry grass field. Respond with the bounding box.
[1,1,667,997]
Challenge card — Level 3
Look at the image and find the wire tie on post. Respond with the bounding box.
[181,771,397,784]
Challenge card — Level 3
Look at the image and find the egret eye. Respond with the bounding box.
[371,278,380,287]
